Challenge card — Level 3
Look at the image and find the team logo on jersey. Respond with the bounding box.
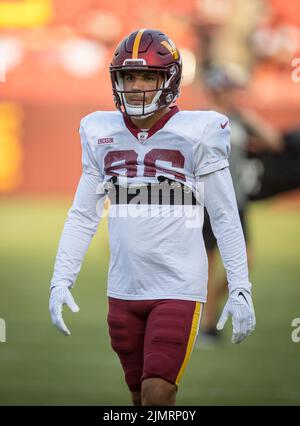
[137,131,149,143]
[98,137,114,144]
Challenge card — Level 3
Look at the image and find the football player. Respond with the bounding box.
[49,29,255,406]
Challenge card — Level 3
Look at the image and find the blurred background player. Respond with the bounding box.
[197,63,300,345]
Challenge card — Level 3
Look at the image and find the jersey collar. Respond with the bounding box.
[123,105,179,141]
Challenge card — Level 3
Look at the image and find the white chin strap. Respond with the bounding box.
[116,71,172,118]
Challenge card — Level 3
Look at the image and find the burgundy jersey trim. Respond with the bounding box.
[123,105,179,141]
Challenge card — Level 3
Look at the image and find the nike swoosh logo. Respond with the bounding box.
[238,291,249,305]
[220,120,229,129]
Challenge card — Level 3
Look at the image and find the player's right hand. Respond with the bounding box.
[49,286,79,336]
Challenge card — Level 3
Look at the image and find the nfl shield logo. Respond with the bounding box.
[137,131,148,143]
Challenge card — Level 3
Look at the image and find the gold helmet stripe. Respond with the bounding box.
[132,28,146,59]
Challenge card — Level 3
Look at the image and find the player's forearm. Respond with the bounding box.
[50,214,97,289]
[203,168,251,293]
[214,219,251,293]
[50,172,104,289]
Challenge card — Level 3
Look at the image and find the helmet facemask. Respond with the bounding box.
[111,64,181,118]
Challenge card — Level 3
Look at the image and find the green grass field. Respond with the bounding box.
[0,195,299,405]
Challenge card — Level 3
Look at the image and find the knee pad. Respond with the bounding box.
[107,315,131,354]
[143,352,174,379]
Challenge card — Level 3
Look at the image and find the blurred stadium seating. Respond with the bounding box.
[1,0,300,194]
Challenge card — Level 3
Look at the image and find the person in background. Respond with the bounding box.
[199,66,283,345]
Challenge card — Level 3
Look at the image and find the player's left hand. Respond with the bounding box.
[216,289,256,344]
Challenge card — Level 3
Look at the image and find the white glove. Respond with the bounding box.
[216,289,256,344]
[49,286,79,336]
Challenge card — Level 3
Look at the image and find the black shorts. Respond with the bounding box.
[202,207,248,252]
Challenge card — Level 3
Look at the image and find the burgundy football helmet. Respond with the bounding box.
[110,29,182,118]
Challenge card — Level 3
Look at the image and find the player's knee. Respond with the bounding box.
[142,378,176,406]
[141,352,178,405]
[131,391,142,406]
[125,369,142,395]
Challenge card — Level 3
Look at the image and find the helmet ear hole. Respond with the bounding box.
[166,94,173,103]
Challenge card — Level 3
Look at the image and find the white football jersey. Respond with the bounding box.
[77,106,231,302]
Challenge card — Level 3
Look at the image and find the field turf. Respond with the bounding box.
[0,196,299,405]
